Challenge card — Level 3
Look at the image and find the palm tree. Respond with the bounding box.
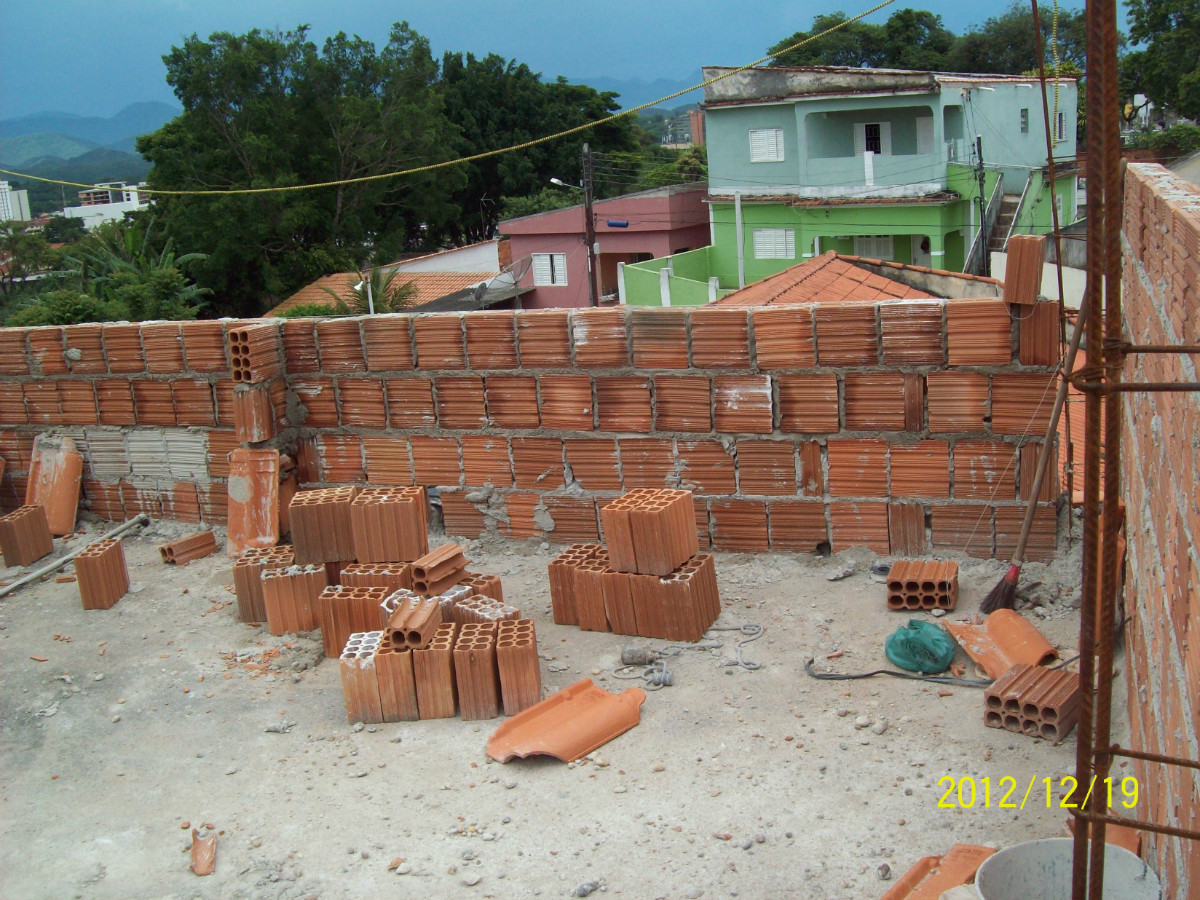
[319,266,417,315]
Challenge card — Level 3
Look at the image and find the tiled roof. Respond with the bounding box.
[710,251,937,307]
[266,271,495,316]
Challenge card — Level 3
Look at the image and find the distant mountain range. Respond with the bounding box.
[0,102,176,213]
[0,101,178,171]
[567,72,704,111]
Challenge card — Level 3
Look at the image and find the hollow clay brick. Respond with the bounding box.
[690,308,749,368]
[676,440,736,495]
[887,502,927,558]
[318,585,390,659]
[461,436,513,488]
[516,310,571,368]
[777,373,839,433]
[410,543,470,595]
[0,504,54,568]
[102,323,145,374]
[227,322,282,383]
[653,375,711,433]
[563,439,621,491]
[539,374,594,430]
[260,563,328,636]
[75,537,129,610]
[412,621,459,719]
[814,304,878,366]
[618,438,675,488]
[180,320,228,373]
[751,306,816,369]
[281,319,320,373]
[511,437,564,490]
[339,631,384,725]
[464,311,518,369]
[454,622,502,720]
[233,546,294,622]
[735,441,796,495]
[375,634,420,722]
[485,375,540,429]
[767,500,828,552]
[337,377,386,428]
[595,376,651,432]
[316,318,365,373]
[570,307,629,368]
[631,308,689,369]
[435,375,487,429]
[710,498,769,552]
[879,299,945,366]
[289,486,359,564]
[829,500,890,553]
[28,327,67,375]
[159,530,219,565]
[843,372,908,432]
[350,486,428,562]
[414,315,466,369]
[496,619,542,715]
[946,299,1012,365]
[601,489,697,575]
[362,316,414,371]
[713,375,772,434]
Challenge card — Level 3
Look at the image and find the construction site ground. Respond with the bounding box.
[0,517,1124,900]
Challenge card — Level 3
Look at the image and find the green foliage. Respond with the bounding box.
[274,301,340,318]
[437,53,644,243]
[41,216,86,244]
[5,290,124,326]
[138,23,460,317]
[1126,0,1200,120]
[1129,124,1200,158]
[770,9,955,70]
[0,224,52,302]
[62,217,209,321]
[499,187,579,221]
[318,268,417,315]
[770,5,1086,74]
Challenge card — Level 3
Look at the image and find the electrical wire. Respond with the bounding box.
[0,0,900,197]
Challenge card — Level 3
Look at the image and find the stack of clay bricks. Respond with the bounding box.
[317,584,390,658]
[984,662,1081,742]
[232,545,294,622]
[341,562,411,594]
[0,504,53,567]
[335,588,541,723]
[260,563,328,635]
[350,487,428,562]
[289,486,359,564]
[74,537,130,610]
[159,530,219,565]
[547,488,721,641]
[885,560,960,610]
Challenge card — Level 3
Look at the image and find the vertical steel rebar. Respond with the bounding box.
[1071,0,1109,893]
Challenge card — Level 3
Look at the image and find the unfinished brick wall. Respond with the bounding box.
[1120,163,1200,897]
[0,299,1062,559]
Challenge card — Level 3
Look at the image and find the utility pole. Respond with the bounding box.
[975,136,991,277]
[582,142,599,306]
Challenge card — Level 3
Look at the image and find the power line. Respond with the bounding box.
[0,0,899,198]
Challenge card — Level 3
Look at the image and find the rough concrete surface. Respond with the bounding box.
[0,517,1124,899]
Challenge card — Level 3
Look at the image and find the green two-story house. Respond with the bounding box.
[621,66,1078,306]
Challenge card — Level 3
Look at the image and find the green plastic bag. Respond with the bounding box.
[885,619,956,674]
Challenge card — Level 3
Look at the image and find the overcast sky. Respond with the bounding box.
[1,0,1084,119]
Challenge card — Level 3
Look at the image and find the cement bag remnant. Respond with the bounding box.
[885,619,956,674]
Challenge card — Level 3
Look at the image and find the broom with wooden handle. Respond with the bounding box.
[981,302,1089,614]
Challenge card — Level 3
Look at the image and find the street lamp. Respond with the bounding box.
[354,274,375,316]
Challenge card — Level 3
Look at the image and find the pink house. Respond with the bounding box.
[499,184,710,309]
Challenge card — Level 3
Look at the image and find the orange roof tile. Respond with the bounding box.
[266,271,495,317]
[710,252,936,308]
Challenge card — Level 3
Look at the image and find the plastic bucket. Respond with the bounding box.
[974,838,1160,900]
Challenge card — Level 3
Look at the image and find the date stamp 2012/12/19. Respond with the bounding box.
[936,775,1140,810]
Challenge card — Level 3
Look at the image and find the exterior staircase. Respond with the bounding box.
[989,195,1022,253]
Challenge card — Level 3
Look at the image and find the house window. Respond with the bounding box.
[854,121,892,156]
[1055,112,1067,142]
[752,228,795,259]
[864,123,882,154]
[1020,109,1030,133]
[531,252,567,286]
[749,128,785,162]
[853,235,895,260]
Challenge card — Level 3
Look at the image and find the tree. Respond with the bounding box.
[64,218,209,321]
[138,23,462,316]
[6,290,123,327]
[318,267,417,315]
[0,224,52,302]
[769,9,954,70]
[947,3,1087,74]
[438,53,643,244]
[41,216,86,244]
[1126,0,1200,120]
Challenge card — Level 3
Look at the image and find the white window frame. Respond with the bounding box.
[853,235,895,260]
[752,227,795,259]
[1055,111,1067,142]
[531,252,568,286]
[1020,108,1030,134]
[749,128,785,163]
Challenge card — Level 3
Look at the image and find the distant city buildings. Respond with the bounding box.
[62,181,149,229]
[0,181,32,222]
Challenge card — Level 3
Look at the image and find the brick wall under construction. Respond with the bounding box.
[0,297,1063,559]
[1120,163,1200,898]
